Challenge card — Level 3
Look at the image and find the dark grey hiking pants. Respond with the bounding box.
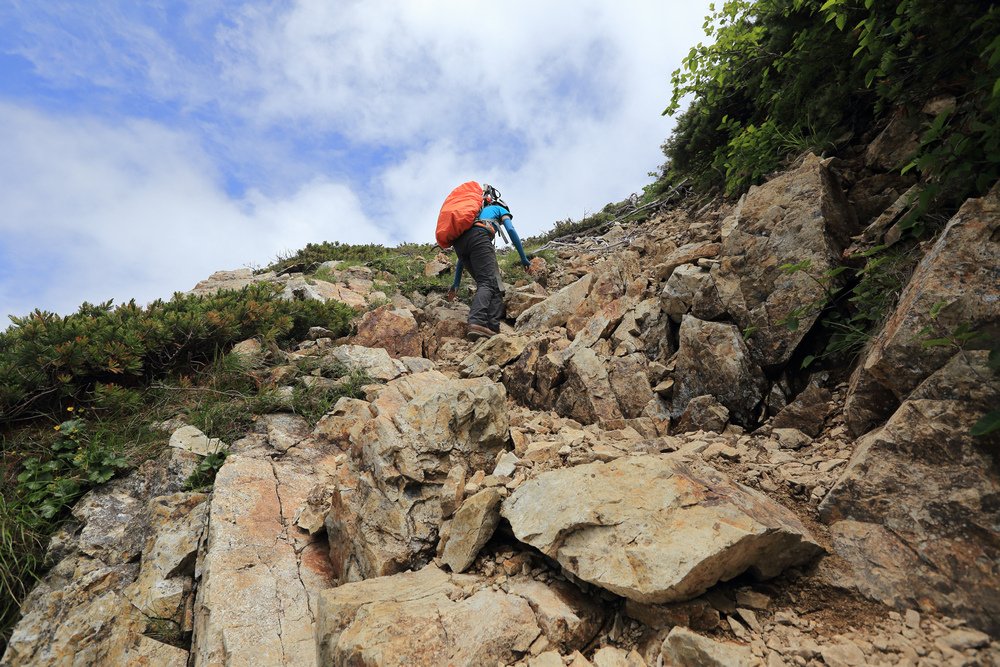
[453,225,503,331]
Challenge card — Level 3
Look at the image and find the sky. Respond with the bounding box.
[0,0,714,328]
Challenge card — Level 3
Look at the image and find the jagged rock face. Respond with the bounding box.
[820,350,1000,634]
[844,184,1000,436]
[555,348,624,424]
[516,273,593,333]
[712,153,856,368]
[671,316,766,427]
[3,449,201,666]
[564,252,642,337]
[325,371,509,581]
[502,454,823,604]
[349,305,422,358]
[191,432,338,667]
[315,565,604,666]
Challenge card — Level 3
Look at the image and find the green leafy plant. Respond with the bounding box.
[183,450,228,491]
[15,413,128,522]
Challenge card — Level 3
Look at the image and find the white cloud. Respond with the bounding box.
[0,103,390,325]
[0,0,717,326]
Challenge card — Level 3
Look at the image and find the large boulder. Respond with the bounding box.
[564,252,642,337]
[327,344,407,381]
[844,184,1000,435]
[712,153,856,367]
[326,372,509,581]
[671,316,766,427]
[503,454,823,604]
[350,305,422,358]
[555,348,623,425]
[316,565,604,666]
[819,350,1000,635]
[191,435,338,667]
[516,273,593,333]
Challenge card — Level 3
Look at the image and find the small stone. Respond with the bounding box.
[494,451,520,477]
[703,443,740,461]
[772,428,812,450]
[737,608,762,634]
[728,615,751,641]
[528,651,564,667]
[905,609,921,629]
[735,590,771,610]
[819,641,867,667]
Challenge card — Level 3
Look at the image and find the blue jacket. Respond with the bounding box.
[451,206,529,289]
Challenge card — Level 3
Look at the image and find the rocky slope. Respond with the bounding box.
[3,152,998,666]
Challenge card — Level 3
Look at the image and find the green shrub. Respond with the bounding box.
[15,413,129,522]
[0,284,354,424]
[661,0,1000,207]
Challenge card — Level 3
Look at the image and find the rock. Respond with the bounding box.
[565,253,642,337]
[400,355,435,374]
[123,492,209,623]
[608,354,655,419]
[261,413,311,452]
[530,651,565,667]
[771,427,812,450]
[281,274,371,308]
[865,110,922,171]
[625,598,720,631]
[505,284,550,319]
[662,626,754,666]
[844,185,999,435]
[652,242,722,282]
[771,385,832,437]
[192,445,336,667]
[938,628,991,651]
[2,449,202,666]
[592,646,647,667]
[441,488,503,573]
[674,395,730,434]
[230,337,264,367]
[820,351,1000,635]
[660,264,715,322]
[502,336,570,410]
[350,306,422,358]
[189,268,263,296]
[312,396,373,445]
[440,465,467,518]
[735,590,772,610]
[508,578,606,649]
[316,566,549,666]
[424,254,451,277]
[712,154,856,367]
[819,641,867,667]
[503,454,823,604]
[671,316,766,426]
[326,372,509,580]
[470,333,533,368]
[555,347,624,424]
[168,425,224,457]
[329,344,407,381]
[494,451,520,477]
[517,274,594,332]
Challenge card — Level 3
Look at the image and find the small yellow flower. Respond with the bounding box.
[67,406,75,412]
[54,425,61,431]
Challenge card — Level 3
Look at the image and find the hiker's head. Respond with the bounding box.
[483,184,501,206]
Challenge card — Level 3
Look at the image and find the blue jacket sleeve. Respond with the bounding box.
[451,259,463,289]
[502,217,530,266]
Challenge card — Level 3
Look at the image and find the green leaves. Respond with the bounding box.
[971,411,1000,437]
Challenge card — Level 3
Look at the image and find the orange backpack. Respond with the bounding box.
[436,181,484,249]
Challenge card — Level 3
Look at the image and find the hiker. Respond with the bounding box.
[446,186,531,339]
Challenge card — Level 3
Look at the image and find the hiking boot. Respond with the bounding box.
[466,323,495,340]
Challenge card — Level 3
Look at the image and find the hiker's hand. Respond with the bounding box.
[447,288,457,302]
